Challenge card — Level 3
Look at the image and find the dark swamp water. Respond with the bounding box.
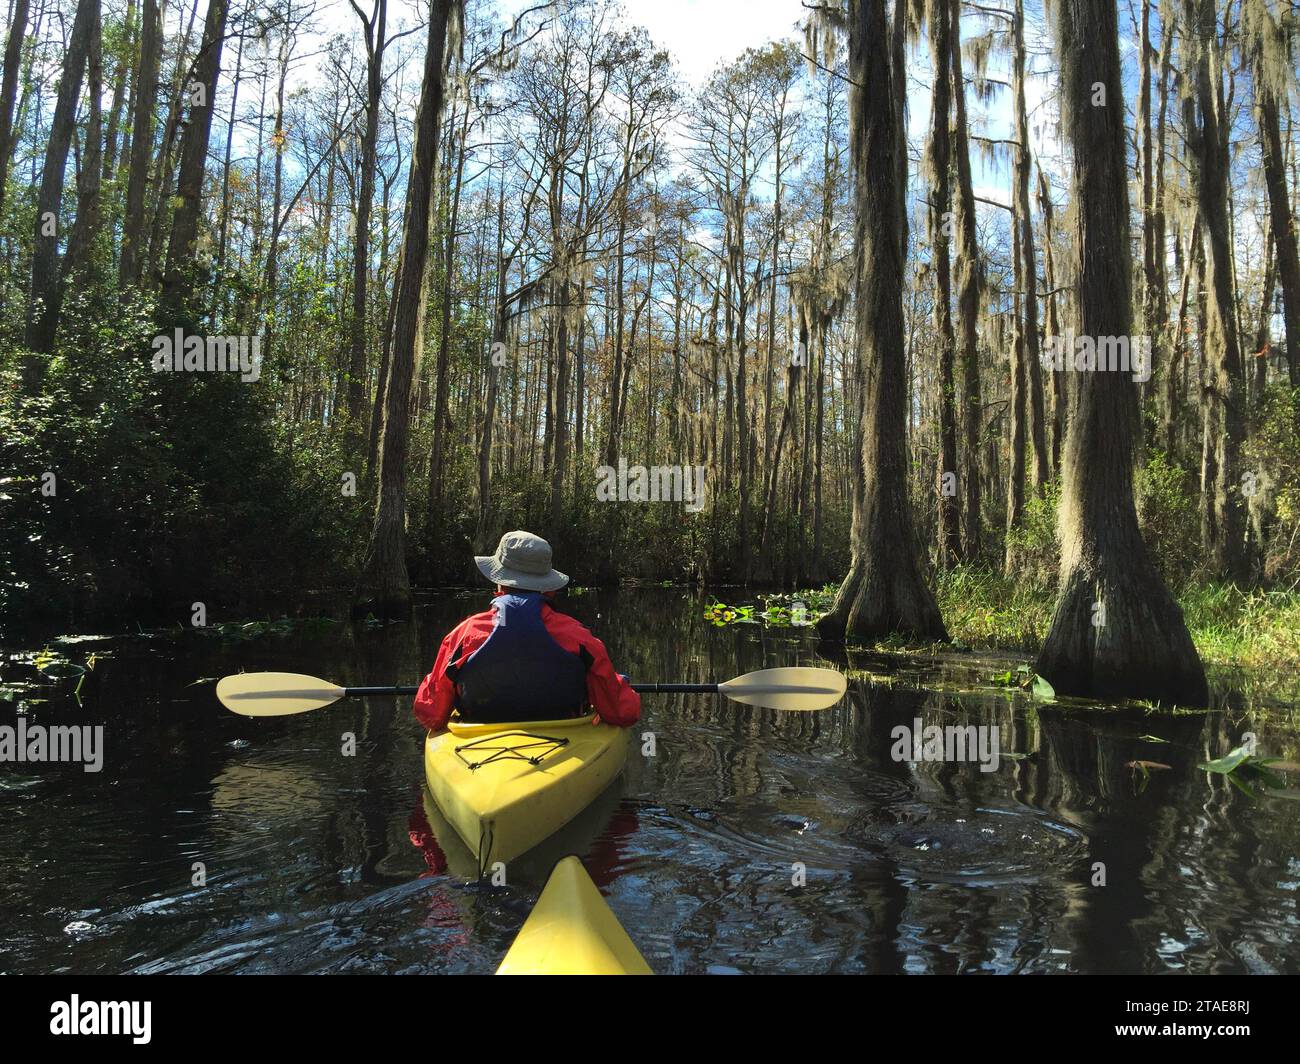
[2,587,1297,974]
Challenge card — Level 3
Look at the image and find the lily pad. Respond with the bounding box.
[1199,746,1290,798]
[1030,674,1056,702]
[1199,745,1252,775]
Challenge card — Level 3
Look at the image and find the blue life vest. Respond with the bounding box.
[448,592,589,722]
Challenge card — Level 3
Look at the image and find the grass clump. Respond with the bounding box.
[932,567,1054,652]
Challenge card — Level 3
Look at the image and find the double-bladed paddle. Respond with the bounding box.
[215,666,847,717]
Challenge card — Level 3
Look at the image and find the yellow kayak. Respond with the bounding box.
[424,716,628,874]
[497,856,652,975]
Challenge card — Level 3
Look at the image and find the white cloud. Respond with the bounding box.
[626,0,802,84]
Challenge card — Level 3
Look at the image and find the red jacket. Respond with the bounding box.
[413,593,641,731]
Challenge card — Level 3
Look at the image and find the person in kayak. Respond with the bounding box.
[412,530,641,730]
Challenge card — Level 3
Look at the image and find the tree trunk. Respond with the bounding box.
[477,230,507,548]
[120,0,161,286]
[211,25,243,320]
[1013,0,1047,490]
[261,23,290,355]
[346,0,387,430]
[430,81,471,531]
[101,0,134,182]
[61,11,103,289]
[735,202,752,583]
[1038,165,1066,474]
[812,320,827,579]
[1168,214,1199,457]
[815,0,947,643]
[1139,0,1156,348]
[1252,232,1275,408]
[145,0,201,282]
[604,179,630,467]
[1258,89,1300,387]
[366,248,401,487]
[355,0,458,617]
[1035,0,1207,706]
[25,0,96,354]
[549,289,570,529]
[162,0,229,311]
[760,311,801,558]
[1006,217,1026,570]
[1152,5,1174,451]
[928,0,962,568]
[0,0,30,219]
[1184,0,1247,580]
[950,0,984,562]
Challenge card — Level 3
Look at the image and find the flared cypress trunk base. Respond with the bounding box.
[816,552,948,644]
[1036,561,1207,706]
[352,578,412,620]
[354,505,412,619]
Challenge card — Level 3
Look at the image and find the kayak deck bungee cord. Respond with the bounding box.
[424,714,629,877]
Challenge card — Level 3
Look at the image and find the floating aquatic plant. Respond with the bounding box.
[988,664,1056,702]
[704,588,836,629]
[13,647,100,705]
[198,617,340,641]
[1199,744,1291,799]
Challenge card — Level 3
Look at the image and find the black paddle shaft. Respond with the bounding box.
[628,683,719,694]
[347,685,419,696]
[342,682,719,697]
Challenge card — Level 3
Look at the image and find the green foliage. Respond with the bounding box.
[1199,743,1289,799]
[927,565,1300,678]
[1177,583,1300,669]
[1136,450,1202,589]
[759,587,835,623]
[1001,454,1204,593]
[701,587,833,628]
[704,602,758,625]
[1245,384,1300,580]
[1003,480,1061,586]
[932,566,1055,651]
[988,663,1056,701]
[0,291,363,639]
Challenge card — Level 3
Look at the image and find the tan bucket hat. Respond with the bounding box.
[475,530,569,592]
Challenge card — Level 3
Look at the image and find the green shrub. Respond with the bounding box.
[1136,450,1202,590]
[1244,384,1300,581]
[1004,480,1062,586]
[0,293,362,639]
[932,566,1055,650]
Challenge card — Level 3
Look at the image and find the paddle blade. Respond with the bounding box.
[717,667,847,711]
[216,672,346,716]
